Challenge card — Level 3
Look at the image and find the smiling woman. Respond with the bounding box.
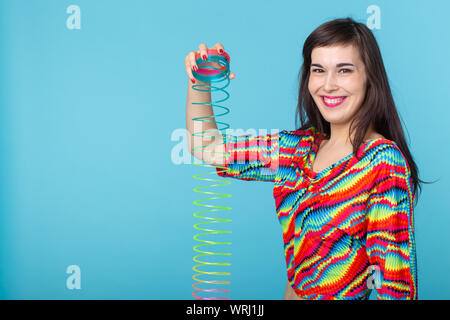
[285,18,426,299]
[226,17,431,300]
[185,17,434,300]
[287,17,433,299]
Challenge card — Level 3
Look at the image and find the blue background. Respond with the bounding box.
[0,0,448,299]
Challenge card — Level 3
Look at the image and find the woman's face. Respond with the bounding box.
[308,44,367,126]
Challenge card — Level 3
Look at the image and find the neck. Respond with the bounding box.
[325,122,375,147]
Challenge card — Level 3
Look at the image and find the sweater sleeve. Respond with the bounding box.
[365,146,418,300]
[215,130,283,182]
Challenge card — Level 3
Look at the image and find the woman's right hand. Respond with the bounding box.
[184,43,236,84]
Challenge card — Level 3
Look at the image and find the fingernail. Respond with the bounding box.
[202,55,207,60]
[219,49,223,54]
[191,78,195,84]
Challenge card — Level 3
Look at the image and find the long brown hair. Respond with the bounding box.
[295,17,435,207]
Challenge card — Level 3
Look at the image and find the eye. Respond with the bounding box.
[339,68,352,73]
[312,68,323,73]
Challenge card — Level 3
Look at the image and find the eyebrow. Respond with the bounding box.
[311,63,355,68]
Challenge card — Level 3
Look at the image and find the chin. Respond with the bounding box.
[322,114,352,125]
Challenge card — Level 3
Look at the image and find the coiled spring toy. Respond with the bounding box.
[190,48,232,300]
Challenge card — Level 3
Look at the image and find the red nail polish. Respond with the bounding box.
[191,78,195,84]
[202,55,207,60]
[219,49,223,54]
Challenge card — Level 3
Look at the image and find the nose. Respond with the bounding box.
[323,72,339,91]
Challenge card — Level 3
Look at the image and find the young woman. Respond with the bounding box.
[185,18,425,300]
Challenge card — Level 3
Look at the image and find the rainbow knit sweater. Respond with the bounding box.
[216,126,418,300]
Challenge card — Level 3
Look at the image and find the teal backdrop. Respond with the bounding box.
[0,0,448,299]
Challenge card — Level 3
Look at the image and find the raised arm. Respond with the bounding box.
[185,43,236,167]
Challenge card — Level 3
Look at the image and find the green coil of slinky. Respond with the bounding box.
[190,48,233,300]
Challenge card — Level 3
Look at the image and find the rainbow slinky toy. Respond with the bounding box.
[190,48,232,300]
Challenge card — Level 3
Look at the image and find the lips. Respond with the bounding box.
[321,95,347,107]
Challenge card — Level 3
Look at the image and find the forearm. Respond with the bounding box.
[185,78,224,165]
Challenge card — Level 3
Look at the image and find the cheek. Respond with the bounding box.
[308,78,319,93]
[343,75,366,94]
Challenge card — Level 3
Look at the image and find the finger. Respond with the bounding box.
[198,43,208,61]
[185,54,196,83]
[185,65,195,83]
[188,51,198,74]
[229,71,235,79]
[213,42,224,54]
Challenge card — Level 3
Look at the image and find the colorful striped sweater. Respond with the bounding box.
[216,126,418,300]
